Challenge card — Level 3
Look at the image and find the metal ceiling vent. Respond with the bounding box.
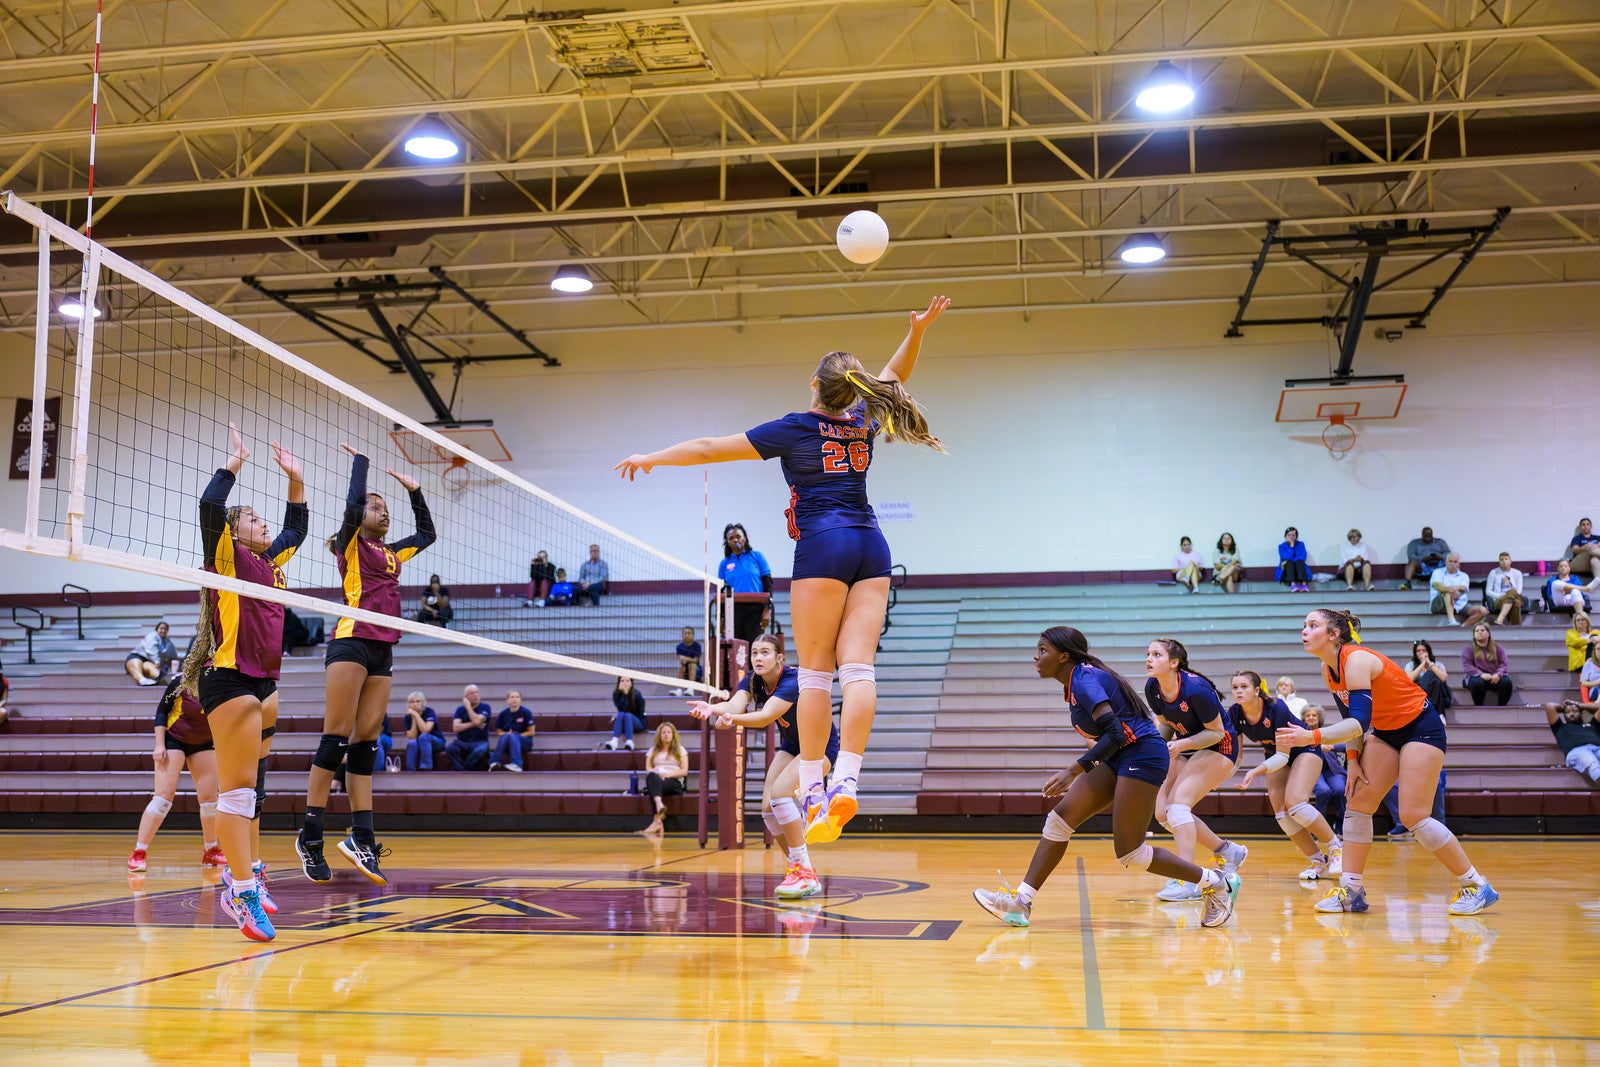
[542,16,713,79]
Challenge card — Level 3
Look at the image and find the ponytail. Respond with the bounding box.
[815,351,946,453]
[181,588,214,696]
[1041,626,1152,720]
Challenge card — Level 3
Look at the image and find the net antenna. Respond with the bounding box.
[1276,375,1406,461]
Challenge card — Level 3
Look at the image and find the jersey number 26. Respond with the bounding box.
[821,440,870,473]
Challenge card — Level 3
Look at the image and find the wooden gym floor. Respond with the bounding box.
[0,832,1595,1064]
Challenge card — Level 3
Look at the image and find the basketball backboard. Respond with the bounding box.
[1275,377,1406,423]
[389,426,513,464]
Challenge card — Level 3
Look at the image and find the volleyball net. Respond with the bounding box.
[0,191,727,696]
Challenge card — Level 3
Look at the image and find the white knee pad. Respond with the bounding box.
[1042,810,1074,842]
[1165,803,1194,828]
[216,786,256,819]
[1409,816,1456,853]
[1156,820,1174,834]
[199,801,217,820]
[837,662,875,687]
[1288,802,1321,829]
[761,809,781,839]
[797,667,834,694]
[1117,843,1155,870]
[771,796,801,826]
[1274,811,1300,838]
[144,795,173,820]
[1342,810,1374,845]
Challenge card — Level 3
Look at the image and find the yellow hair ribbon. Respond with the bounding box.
[1348,624,1362,644]
[1258,681,1271,700]
[844,369,894,435]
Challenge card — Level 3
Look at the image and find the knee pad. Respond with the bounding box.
[312,733,347,772]
[199,801,217,821]
[1274,811,1301,838]
[837,662,875,687]
[1165,803,1194,828]
[1342,810,1374,845]
[261,724,276,741]
[771,796,801,826]
[1117,843,1155,871]
[144,795,173,820]
[1042,810,1074,843]
[216,786,255,819]
[797,667,833,694]
[346,739,379,776]
[1156,819,1174,835]
[761,810,781,839]
[1409,816,1456,853]
[1288,802,1321,829]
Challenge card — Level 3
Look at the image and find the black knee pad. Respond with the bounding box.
[254,757,268,821]
[345,739,379,776]
[313,733,347,772]
[261,724,277,741]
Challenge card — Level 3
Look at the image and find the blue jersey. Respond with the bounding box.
[737,665,840,761]
[1229,697,1305,757]
[1064,664,1158,744]
[1145,672,1237,759]
[745,407,878,540]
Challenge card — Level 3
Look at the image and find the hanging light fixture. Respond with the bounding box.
[1134,60,1194,113]
[58,297,102,319]
[1117,233,1167,265]
[550,263,594,294]
[403,116,461,161]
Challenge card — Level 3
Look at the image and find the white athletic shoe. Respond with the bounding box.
[1299,856,1329,880]
[1156,878,1202,902]
[1216,841,1249,875]
[1200,872,1241,928]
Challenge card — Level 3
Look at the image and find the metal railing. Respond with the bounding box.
[61,583,91,639]
[10,606,45,665]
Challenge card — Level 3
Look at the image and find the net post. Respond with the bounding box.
[65,248,102,555]
[715,719,746,850]
[697,712,711,848]
[23,227,51,539]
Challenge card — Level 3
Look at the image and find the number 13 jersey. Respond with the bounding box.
[746,406,879,541]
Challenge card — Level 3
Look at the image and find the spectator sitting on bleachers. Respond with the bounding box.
[1547,559,1600,617]
[1340,528,1377,591]
[525,549,556,607]
[1404,640,1453,717]
[1276,527,1311,591]
[546,569,575,606]
[1170,536,1205,593]
[491,689,534,772]
[1544,700,1600,787]
[1485,552,1526,626]
[0,655,10,728]
[1402,525,1450,591]
[603,676,647,751]
[402,691,445,770]
[1461,623,1514,706]
[669,627,702,697]
[1274,677,1308,717]
[1302,706,1345,825]
[1566,516,1599,579]
[639,722,690,835]
[577,544,609,606]
[447,684,493,770]
[1566,614,1598,673]
[1583,642,1600,703]
[124,621,179,686]
[1430,553,1488,627]
[417,574,453,628]
[1212,532,1241,593]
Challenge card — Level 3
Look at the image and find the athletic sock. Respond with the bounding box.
[1310,851,1326,864]
[832,751,864,792]
[231,876,259,896]
[797,759,826,800]
[205,840,218,850]
[351,810,375,845]
[302,806,325,841]
[1341,871,1364,891]
[1198,868,1223,890]
[1017,881,1038,906]
[136,840,149,851]
[1458,866,1486,888]
[251,860,265,875]
[787,844,811,869]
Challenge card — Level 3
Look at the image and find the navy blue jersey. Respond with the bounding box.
[738,665,840,761]
[1145,672,1235,758]
[745,406,878,540]
[1065,664,1158,744]
[1229,697,1305,756]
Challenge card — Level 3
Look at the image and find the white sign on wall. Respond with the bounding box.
[876,501,914,522]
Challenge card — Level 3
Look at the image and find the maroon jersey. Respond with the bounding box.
[199,469,307,680]
[331,453,435,643]
[157,680,211,745]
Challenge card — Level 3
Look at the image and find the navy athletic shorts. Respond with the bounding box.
[791,525,892,584]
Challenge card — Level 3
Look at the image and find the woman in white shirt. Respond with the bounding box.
[640,722,690,835]
[1171,537,1206,594]
[1274,676,1309,716]
[1339,529,1377,592]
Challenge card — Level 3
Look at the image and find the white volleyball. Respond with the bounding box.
[836,210,890,265]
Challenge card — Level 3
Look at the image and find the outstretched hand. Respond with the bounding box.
[227,422,251,465]
[339,442,360,458]
[1042,763,1082,798]
[270,441,302,480]
[1238,765,1263,790]
[614,455,654,481]
[387,468,420,492]
[1275,725,1313,749]
[909,294,951,333]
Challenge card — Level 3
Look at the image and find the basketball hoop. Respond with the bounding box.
[1321,415,1357,459]
[440,455,471,493]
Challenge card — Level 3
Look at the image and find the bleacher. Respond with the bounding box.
[0,581,1592,834]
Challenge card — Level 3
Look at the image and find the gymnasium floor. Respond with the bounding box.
[0,832,1595,1064]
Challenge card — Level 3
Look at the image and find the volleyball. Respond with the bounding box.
[836,210,890,264]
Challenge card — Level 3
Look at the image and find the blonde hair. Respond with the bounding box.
[1275,676,1296,693]
[814,351,945,453]
[649,722,688,769]
[407,690,427,705]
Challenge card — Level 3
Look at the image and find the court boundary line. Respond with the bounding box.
[1075,856,1106,1030]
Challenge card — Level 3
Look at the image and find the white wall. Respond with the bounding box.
[2,285,1596,596]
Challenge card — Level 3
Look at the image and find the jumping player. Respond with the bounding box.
[1229,670,1343,880]
[1277,609,1499,915]
[689,633,841,899]
[297,444,433,887]
[1143,638,1248,901]
[186,422,306,941]
[972,627,1240,929]
[616,295,950,846]
[127,677,226,873]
